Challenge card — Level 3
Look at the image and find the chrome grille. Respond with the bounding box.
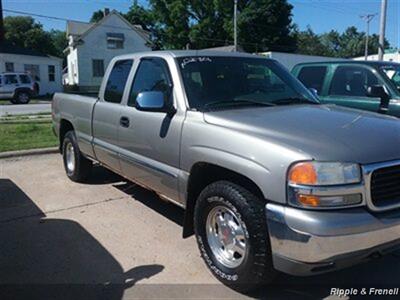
[371,164,400,208]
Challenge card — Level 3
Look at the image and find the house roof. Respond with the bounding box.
[202,45,245,52]
[66,11,151,44]
[66,20,94,36]
[0,42,49,57]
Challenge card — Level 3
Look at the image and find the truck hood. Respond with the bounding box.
[203,105,400,164]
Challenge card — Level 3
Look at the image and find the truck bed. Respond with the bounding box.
[52,92,98,158]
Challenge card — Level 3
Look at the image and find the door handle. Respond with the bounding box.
[120,116,130,128]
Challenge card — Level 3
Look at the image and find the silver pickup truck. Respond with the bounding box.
[52,51,400,290]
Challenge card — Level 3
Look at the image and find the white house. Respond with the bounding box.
[352,49,400,63]
[0,42,63,95]
[259,51,344,71]
[65,10,152,91]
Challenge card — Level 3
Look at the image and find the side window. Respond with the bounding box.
[104,59,133,103]
[128,58,171,107]
[5,75,18,84]
[329,66,378,97]
[19,75,31,84]
[297,66,327,94]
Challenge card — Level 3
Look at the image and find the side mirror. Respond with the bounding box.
[136,91,175,114]
[367,85,390,114]
[308,88,319,98]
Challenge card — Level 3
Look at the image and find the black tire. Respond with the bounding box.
[62,131,92,182]
[194,181,275,292]
[10,98,18,104]
[14,91,31,104]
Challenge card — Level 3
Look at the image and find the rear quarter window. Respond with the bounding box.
[297,66,327,94]
[19,75,31,84]
[104,59,134,103]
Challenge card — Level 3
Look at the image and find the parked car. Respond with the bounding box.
[52,51,400,291]
[292,61,400,117]
[0,72,38,104]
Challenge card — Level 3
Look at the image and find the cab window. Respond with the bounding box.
[128,58,172,106]
[19,75,31,84]
[297,66,327,94]
[329,66,378,97]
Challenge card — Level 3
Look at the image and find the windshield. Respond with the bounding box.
[177,56,318,110]
[381,65,400,92]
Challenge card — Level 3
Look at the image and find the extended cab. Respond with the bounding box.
[52,51,400,291]
[292,61,400,117]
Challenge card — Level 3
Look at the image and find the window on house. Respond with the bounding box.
[5,62,14,72]
[48,65,56,82]
[24,64,40,81]
[92,59,105,77]
[104,59,133,103]
[107,33,125,49]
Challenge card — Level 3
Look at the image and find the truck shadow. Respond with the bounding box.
[113,181,184,227]
[0,178,164,300]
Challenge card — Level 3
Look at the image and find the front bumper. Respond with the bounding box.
[266,203,400,276]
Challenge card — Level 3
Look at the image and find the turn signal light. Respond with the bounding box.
[288,162,317,185]
[297,195,320,207]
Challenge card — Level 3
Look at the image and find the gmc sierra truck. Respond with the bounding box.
[52,51,400,290]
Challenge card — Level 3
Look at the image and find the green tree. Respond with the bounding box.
[49,30,68,58]
[90,10,105,23]
[4,16,56,55]
[294,26,331,56]
[149,0,296,51]
[150,0,191,49]
[238,0,296,52]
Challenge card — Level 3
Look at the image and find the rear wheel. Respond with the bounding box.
[62,131,92,182]
[14,91,31,104]
[194,181,276,292]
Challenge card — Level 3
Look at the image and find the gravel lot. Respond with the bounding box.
[1,154,399,299]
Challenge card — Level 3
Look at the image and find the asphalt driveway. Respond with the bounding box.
[0,154,399,299]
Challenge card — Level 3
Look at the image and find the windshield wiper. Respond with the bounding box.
[203,99,276,110]
[272,97,317,105]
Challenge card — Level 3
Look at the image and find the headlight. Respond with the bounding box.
[288,161,361,186]
[288,161,362,208]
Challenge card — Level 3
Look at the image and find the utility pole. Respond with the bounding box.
[233,0,238,52]
[378,0,388,60]
[360,14,376,60]
[0,0,4,42]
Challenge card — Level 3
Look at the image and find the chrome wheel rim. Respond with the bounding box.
[206,202,247,268]
[19,93,29,103]
[65,142,75,173]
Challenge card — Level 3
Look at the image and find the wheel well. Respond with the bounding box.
[14,88,33,97]
[59,119,74,153]
[182,162,265,238]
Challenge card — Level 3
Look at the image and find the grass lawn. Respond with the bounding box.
[0,121,58,152]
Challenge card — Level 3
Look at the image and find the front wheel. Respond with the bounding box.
[62,131,92,182]
[194,181,276,292]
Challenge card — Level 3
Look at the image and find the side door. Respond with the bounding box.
[2,74,19,98]
[323,65,382,113]
[118,57,184,202]
[92,59,134,173]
